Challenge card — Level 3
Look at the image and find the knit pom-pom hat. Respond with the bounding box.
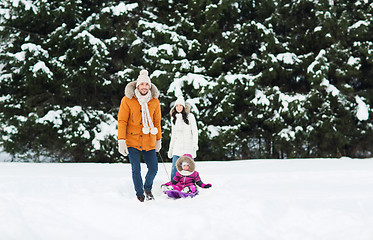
[183,154,193,159]
[136,69,151,88]
[174,96,185,107]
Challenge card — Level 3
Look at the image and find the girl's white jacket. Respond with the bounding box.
[168,103,198,158]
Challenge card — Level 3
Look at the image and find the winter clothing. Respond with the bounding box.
[168,102,198,157]
[137,195,145,202]
[135,87,158,135]
[171,155,179,180]
[118,72,162,151]
[145,191,155,201]
[174,96,185,107]
[128,147,158,199]
[117,69,161,201]
[136,69,152,89]
[118,139,128,156]
[168,98,198,179]
[162,155,211,194]
[183,153,193,159]
[156,139,162,152]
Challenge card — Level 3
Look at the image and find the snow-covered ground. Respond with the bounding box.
[0,149,11,162]
[0,158,372,240]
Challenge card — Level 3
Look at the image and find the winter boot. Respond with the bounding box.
[161,184,173,192]
[181,186,191,193]
[145,191,155,201]
[137,195,145,202]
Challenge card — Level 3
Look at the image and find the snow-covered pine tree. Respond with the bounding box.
[0,0,372,161]
[0,1,135,162]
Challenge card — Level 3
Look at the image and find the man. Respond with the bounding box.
[118,69,162,202]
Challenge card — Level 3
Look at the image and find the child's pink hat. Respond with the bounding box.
[183,154,193,159]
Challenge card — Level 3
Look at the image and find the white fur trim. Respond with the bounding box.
[179,170,194,176]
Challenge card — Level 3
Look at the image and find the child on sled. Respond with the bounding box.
[161,154,211,194]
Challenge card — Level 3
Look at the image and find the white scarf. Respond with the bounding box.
[179,170,194,176]
[135,89,158,135]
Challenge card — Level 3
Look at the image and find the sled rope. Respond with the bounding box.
[158,151,171,182]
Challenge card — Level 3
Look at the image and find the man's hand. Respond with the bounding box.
[118,140,128,156]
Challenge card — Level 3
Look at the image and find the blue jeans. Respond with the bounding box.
[171,155,180,180]
[128,147,158,197]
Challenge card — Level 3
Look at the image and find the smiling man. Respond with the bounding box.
[117,69,162,202]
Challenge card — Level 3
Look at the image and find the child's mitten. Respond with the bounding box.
[161,184,173,191]
[202,183,212,188]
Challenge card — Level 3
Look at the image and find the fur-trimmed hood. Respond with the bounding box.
[124,81,160,99]
[176,155,196,173]
[170,102,191,115]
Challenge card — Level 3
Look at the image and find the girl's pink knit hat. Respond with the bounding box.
[183,154,193,159]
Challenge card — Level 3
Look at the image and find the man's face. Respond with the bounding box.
[137,82,150,95]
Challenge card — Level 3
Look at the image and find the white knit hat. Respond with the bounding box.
[175,96,185,107]
[136,69,151,89]
[182,161,190,167]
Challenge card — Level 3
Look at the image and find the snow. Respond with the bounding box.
[10,43,49,62]
[168,73,216,97]
[355,96,369,121]
[252,89,270,106]
[274,86,307,113]
[102,2,138,16]
[0,158,372,240]
[321,79,340,96]
[12,0,38,14]
[21,43,49,58]
[34,106,117,150]
[74,30,108,54]
[348,20,369,31]
[32,61,53,77]
[347,56,360,66]
[314,26,322,32]
[279,126,301,141]
[92,115,117,149]
[224,74,255,86]
[0,147,11,161]
[207,43,223,54]
[307,49,327,74]
[145,44,174,57]
[277,52,298,64]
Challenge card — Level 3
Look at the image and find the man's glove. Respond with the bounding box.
[118,139,128,156]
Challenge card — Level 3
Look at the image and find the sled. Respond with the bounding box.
[164,189,199,199]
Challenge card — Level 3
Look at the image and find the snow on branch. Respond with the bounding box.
[12,0,38,14]
[101,2,138,16]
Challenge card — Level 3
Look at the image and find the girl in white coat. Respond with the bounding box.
[168,97,198,180]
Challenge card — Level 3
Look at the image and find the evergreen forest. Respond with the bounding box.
[0,0,372,162]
